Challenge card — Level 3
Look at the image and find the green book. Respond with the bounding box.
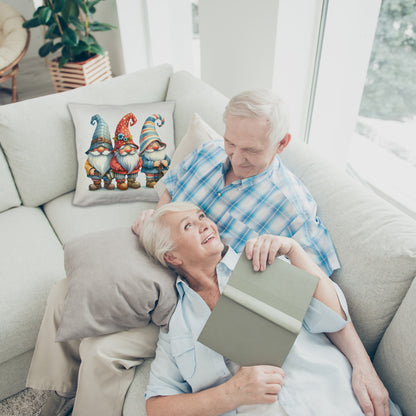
[198,255,319,367]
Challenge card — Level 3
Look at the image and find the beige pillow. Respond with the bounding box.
[154,113,222,197]
[56,227,177,341]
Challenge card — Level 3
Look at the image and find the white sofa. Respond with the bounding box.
[0,64,415,416]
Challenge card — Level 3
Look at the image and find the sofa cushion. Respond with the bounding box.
[68,101,175,207]
[0,144,20,212]
[154,113,222,197]
[0,64,173,207]
[0,206,65,364]
[56,227,177,341]
[373,277,416,416]
[43,192,156,244]
[166,70,228,145]
[123,358,153,416]
[280,141,416,356]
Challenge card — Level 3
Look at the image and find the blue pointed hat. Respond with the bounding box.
[139,114,166,154]
[85,114,113,154]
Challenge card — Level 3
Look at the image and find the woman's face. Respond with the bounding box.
[163,209,224,266]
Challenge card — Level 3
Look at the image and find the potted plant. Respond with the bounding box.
[23,0,116,92]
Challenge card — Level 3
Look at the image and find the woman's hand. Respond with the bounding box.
[225,365,284,407]
[131,209,156,236]
[245,235,297,272]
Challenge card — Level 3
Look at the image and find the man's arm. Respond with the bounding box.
[245,235,390,416]
[327,323,390,416]
[132,189,172,236]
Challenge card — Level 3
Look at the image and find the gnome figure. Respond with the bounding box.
[139,114,171,188]
[110,112,142,191]
[85,114,115,191]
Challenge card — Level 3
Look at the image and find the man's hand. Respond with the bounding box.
[352,364,390,416]
[131,209,156,236]
[245,235,296,272]
[225,365,284,408]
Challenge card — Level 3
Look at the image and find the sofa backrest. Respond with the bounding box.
[281,141,416,354]
[0,64,173,207]
[0,144,21,213]
[281,140,416,414]
[166,70,229,144]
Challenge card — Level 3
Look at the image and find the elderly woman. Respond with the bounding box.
[140,202,399,416]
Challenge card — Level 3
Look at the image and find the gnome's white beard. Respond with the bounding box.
[115,152,140,174]
[88,153,112,175]
[144,147,167,162]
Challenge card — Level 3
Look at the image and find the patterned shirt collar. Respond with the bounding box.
[221,156,280,187]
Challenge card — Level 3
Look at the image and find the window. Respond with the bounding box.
[347,0,416,218]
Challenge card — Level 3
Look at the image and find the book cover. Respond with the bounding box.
[198,255,319,367]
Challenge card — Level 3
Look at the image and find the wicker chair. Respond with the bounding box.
[0,2,30,103]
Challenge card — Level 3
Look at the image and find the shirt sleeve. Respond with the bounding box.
[303,282,351,334]
[145,330,192,400]
[162,143,206,199]
[290,216,340,277]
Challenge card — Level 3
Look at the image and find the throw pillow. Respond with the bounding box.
[56,227,178,342]
[68,101,175,207]
[155,113,223,197]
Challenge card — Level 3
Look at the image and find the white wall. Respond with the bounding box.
[199,0,280,98]
[198,0,323,144]
[308,0,381,162]
[273,0,322,142]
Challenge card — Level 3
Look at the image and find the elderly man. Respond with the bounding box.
[28,89,388,416]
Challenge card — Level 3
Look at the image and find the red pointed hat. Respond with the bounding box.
[113,113,138,151]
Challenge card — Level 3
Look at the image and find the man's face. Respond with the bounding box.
[224,116,279,179]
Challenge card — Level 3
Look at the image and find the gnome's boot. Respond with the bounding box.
[89,180,102,191]
[117,180,128,191]
[146,179,157,188]
[127,178,141,189]
[104,181,115,190]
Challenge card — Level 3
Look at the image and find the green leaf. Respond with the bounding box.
[61,45,72,59]
[62,28,79,46]
[58,55,69,68]
[62,0,79,21]
[89,22,114,31]
[53,0,65,13]
[88,0,102,8]
[22,17,41,28]
[39,7,52,24]
[75,40,90,52]
[38,41,53,57]
[51,42,63,53]
[44,23,59,39]
[74,0,88,14]
[89,43,105,56]
[69,15,85,32]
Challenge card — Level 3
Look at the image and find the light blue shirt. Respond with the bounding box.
[145,248,367,415]
[162,140,340,276]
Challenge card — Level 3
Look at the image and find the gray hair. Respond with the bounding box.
[139,201,200,267]
[223,89,290,145]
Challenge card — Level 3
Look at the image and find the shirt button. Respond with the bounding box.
[217,192,222,197]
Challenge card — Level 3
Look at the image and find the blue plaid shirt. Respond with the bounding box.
[162,140,340,276]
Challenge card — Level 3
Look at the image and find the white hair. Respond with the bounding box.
[223,89,290,145]
[140,202,200,267]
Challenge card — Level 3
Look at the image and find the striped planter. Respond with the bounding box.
[47,52,112,93]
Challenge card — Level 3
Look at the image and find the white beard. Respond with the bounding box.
[88,153,111,175]
[144,147,167,162]
[116,152,140,174]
